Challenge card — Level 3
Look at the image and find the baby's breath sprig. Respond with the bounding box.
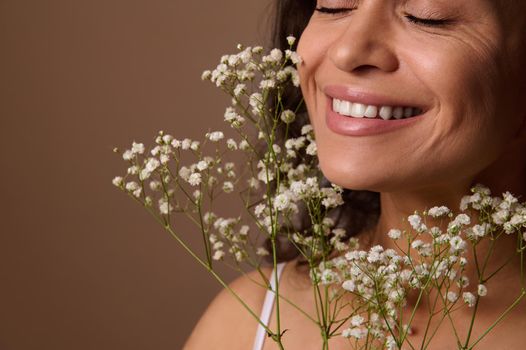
[113,37,526,350]
[313,185,526,349]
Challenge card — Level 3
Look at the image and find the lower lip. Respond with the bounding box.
[325,98,424,136]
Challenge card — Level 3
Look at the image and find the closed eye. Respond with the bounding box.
[315,7,355,15]
[405,14,452,27]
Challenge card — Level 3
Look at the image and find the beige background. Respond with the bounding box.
[0,1,273,349]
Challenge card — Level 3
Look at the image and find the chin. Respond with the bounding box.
[319,157,382,192]
[317,147,396,192]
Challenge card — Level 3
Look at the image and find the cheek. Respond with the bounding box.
[406,36,509,158]
[297,24,348,156]
[386,37,515,187]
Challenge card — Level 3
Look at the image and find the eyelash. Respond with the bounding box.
[314,7,451,27]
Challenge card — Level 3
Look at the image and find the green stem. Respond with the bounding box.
[130,194,280,341]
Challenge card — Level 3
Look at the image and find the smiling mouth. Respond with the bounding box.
[332,98,424,120]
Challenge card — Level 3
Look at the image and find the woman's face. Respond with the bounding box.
[297,0,526,192]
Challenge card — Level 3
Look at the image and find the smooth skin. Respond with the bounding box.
[185,1,526,349]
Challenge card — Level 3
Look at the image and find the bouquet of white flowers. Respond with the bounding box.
[112,38,526,350]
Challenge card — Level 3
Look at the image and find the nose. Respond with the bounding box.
[327,7,399,74]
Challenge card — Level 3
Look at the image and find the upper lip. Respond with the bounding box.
[324,84,429,110]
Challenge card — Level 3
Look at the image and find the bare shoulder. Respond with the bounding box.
[183,267,273,350]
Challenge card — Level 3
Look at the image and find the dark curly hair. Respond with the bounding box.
[265,0,381,263]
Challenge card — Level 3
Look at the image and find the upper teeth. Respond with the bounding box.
[332,98,421,120]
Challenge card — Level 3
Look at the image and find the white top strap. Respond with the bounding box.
[252,262,286,350]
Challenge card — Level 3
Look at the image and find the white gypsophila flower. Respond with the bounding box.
[222,181,234,193]
[227,53,240,66]
[238,140,250,151]
[269,48,283,62]
[503,191,518,206]
[213,241,224,250]
[273,192,292,211]
[321,189,344,208]
[427,206,451,218]
[492,209,509,225]
[280,110,296,124]
[224,162,234,171]
[170,138,181,149]
[181,138,191,150]
[207,131,224,142]
[159,153,169,164]
[127,165,138,176]
[301,124,313,135]
[459,195,471,211]
[125,181,142,198]
[131,141,145,155]
[226,138,237,150]
[249,92,263,112]
[158,198,173,215]
[208,233,218,244]
[259,79,276,89]
[257,167,275,184]
[190,141,200,150]
[288,67,300,87]
[449,236,467,253]
[196,160,208,171]
[478,284,488,297]
[385,336,398,350]
[320,269,339,285]
[144,157,160,172]
[387,229,402,240]
[256,247,269,256]
[125,181,139,192]
[351,315,365,327]
[341,328,352,339]
[447,291,459,303]
[286,35,296,46]
[224,107,245,128]
[467,223,490,241]
[161,134,173,144]
[212,250,225,261]
[342,280,356,292]
[201,70,212,81]
[350,328,368,340]
[112,176,124,187]
[332,228,346,238]
[454,213,471,226]
[411,239,424,250]
[178,166,191,181]
[150,180,162,192]
[239,48,251,63]
[463,292,476,307]
[247,177,259,190]
[408,214,427,232]
[285,49,302,65]
[429,226,442,238]
[234,250,246,262]
[457,276,470,288]
[306,141,317,156]
[188,173,202,186]
[367,245,384,263]
[122,149,134,160]
[254,203,266,217]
